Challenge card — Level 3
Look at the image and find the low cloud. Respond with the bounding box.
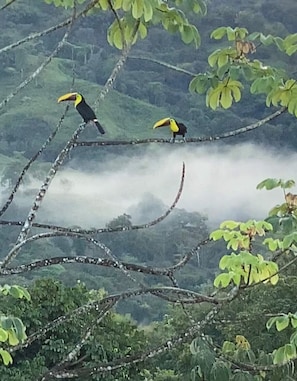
[10,142,297,228]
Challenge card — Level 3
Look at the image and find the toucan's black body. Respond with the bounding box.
[57,92,105,135]
[173,122,187,139]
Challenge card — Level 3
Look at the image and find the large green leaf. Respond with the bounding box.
[210,360,230,381]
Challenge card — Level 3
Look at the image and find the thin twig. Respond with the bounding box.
[0,0,16,11]
[0,0,100,55]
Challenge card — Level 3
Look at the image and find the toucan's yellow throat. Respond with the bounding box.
[153,117,179,132]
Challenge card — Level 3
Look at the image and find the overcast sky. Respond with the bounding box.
[11,142,297,229]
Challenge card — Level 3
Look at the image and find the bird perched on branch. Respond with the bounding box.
[153,117,187,142]
[57,92,105,134]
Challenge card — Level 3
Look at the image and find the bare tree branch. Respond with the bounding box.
[44,304,221,379]
[75,107,287,147]
[0,161,185,234]
[0,0,17,12]
[11,286,220,358]
[0,123,87,268]
[39,298,117,381]
[129,55,196,76]
[0,15,75,110]
[0,106,70,217]
[94,20,140,108]
[0,0,100,55]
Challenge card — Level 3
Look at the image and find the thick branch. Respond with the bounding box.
[0,124,86,268]
[75,107,286,147]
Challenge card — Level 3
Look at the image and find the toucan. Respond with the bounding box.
[57,92,105,134]
[153,117,187,142]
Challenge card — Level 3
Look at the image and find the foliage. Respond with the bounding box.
[211,219,278,288]
[45,0,205,50]
[0,285,30,367]
[0,279,148,380]
[190,24,297,121]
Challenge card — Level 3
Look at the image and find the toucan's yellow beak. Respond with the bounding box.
[57,92,77,103]
[153,117,171,129]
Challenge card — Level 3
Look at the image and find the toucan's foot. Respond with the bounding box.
[170,137,175,143]
[182,137,186,143]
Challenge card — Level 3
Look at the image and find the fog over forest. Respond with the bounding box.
[7,142,295,228]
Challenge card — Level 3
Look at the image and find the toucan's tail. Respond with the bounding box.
[93,119,105,134]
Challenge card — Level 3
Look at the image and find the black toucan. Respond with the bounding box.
[153,117,187,142]
[57,92,105,134]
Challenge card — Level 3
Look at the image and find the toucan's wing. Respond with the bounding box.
[177,122,187,134]
[153,117,171,129]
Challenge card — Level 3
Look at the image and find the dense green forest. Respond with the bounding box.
[1,0,297,380]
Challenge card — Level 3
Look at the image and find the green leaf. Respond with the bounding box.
[8,285,22,299]
[189,74,210,94]
[256,178,282,190]
[219,255,230,270]
[273,346,287,365]
[280,216,294,234]
[232,371,254,381]
[290,330,297,345]
[266,316,278,330]
[226,27,236,41]
[209,229,224,240]
[222,341,235,354]
[122,0,132,11]
[220,220,240,229]
[206,87,220,110]
[210,27,227,40]
[7,330,19,346]
[132,0,143,19]
[0,329,8,343]
[0,349,13,366]
[260,34,275,46]
[263,238,280,251]
[181,25,194,44]
[217,53,228,68]
[283,232,297,249]
[143,1,153,22]
[248,32,260,41]
[282,179,295,189]
[98,0,110,10]
[284,343,296,360]
[220,87,232,109]
[210,360,230,381]
[275,316,290,331]
[214,273,232,288]
[208,50,220,67]
[286,45,297,56]
[290,316,297,329]
[138,22,147,39]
